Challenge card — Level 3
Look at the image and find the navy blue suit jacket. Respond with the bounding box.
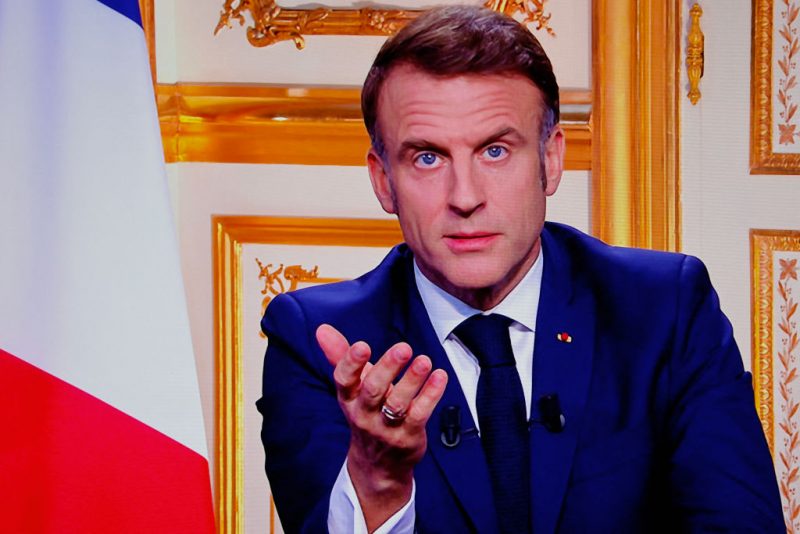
[257,223,783,533]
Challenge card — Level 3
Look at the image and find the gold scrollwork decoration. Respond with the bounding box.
[686,3,704,105]
[486,0,554,35]
[751,229,800,456]
[215,0,554,50]
[255,259,321,337]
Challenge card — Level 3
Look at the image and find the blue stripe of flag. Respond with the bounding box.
[96,0,142,28]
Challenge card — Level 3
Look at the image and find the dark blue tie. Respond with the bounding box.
[454,313,530,533]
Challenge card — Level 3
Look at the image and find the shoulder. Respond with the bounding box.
[543,221,706,288]
[542,222,714,322]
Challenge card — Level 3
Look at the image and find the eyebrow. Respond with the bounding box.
[397,138,450,160]
[396,127,526,160]
[477,127,525,148]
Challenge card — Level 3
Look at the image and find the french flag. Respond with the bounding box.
[0,0,215,531]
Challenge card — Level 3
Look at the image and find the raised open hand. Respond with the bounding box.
[316,323,447,531]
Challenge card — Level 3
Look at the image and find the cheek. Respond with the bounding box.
[494,174,544,217]
[395,182,445,227]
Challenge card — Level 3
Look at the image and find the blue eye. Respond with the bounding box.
[484,145,507,160]
[415,152,441,168]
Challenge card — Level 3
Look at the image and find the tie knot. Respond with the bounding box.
[453,313,515,368]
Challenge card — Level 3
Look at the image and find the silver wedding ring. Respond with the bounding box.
[380,403,407,426]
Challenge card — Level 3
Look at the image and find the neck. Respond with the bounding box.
[419,241,541,311]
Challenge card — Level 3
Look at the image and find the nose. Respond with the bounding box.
[448,159,484,217]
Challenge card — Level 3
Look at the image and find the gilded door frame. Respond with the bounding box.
[593,0,682,251]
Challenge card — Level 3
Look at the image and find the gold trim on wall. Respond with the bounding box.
[751,229,800,529]
[751,0,800,173]
[214,0,554,49]
[157,83,592,169]
[213,216,403,534]
[592,0,681,251]
[753,230,775,455]
[686,3,704,105]
[751,229,800,453]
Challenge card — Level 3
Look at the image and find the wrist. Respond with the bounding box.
[346,449,414,499]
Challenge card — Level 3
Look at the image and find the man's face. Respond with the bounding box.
[367,65,564,310]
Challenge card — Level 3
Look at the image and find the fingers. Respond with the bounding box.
[383,354,432,414]
[315,325,449,492]
[317,324,372,401]
[316,323,350,367]
[360,342,412,408]
[316,323,447,430]
[405,369,448,430]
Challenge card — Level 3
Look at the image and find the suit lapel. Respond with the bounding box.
[529,227,596,533]
[391,252,498,533]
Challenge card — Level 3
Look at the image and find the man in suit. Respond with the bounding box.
[257,5,784,532]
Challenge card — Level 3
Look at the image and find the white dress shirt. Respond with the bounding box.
[327,252,544,533]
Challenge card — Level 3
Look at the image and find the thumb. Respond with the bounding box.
[315,323,350,367]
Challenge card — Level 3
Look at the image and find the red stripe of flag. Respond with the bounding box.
[0,348,215,533]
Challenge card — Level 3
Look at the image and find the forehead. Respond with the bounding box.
[375,65,544,142]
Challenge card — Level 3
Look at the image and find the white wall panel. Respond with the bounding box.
[154,0,178,82]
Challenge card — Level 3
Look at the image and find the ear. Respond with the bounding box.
[367,148,397,214]
[542,124,565,196]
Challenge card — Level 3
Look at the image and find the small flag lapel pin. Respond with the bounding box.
[556,332,572,343]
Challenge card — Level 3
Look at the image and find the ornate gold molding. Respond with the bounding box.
[752,232,800,529]
[686,3,704,105]
[215,0,554,49]
[213,216,403,534]
[592,0,681,251]
[751,230,800,455]
[751,0,800,173]
[157,83,592,169]
[255,260,340,339]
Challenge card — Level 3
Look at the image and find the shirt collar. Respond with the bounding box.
[413,250,544,344]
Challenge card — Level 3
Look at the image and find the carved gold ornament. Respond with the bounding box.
[255,260,323,338]
[215,0,554,50]
[686,3,704,105]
